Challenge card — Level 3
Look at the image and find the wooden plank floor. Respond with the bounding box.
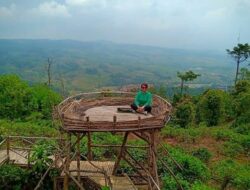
[0,149,28,165]
[84,106,153,122]
[61,161,115,177]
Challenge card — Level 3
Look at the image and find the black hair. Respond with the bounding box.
[141,83,148,88]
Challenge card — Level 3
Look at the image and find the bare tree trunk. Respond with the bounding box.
[47,58,52,87]
[235,58,240,85]
[59,73,66,98]
[180,79,184,95]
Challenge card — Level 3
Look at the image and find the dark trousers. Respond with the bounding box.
[131,103,152,113]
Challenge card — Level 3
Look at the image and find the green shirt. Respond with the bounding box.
[134,91,152,107]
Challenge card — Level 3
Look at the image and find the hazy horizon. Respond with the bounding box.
[0,0,249,51]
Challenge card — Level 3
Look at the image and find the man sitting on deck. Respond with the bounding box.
[131,83,152,115]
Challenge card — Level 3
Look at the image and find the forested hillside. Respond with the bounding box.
[0,39,234,93]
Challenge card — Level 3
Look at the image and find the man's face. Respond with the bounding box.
[141,85,147,92]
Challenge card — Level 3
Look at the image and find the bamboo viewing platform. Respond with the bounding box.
[57,91,171,132]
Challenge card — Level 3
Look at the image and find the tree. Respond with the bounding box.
[226,43,250,85]
[30,84,62,119]
[177,71,200,95]
[0,75,32,119]
[197,89,232,126]
[239,67,250,81]
[46,58,53,87]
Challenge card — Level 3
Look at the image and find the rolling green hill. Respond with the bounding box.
[0,39,234,93]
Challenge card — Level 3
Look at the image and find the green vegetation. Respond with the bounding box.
[197,89,232,126]
[226,43,250,84]
[0,39,234,93]
[0,143,59,190]
[0,48,249,190]
[177,71,201,95]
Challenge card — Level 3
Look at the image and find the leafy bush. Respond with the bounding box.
[175,100,195,128]
[162,175,190,190]
[158,145,210,183]
[30,84,62,119]
[0,75,32,119]
[29,139,59,189]
[221,141,244,157]
[192,148,212,163]
[232,123,250,135]
[233,80,250,96]
[197,89,232,126]
[191,181,216,190]
[0,75,62,120]
[233,91,250,125]
[233,164,250,190]
[0,164,29,190]
[212,159,250,190]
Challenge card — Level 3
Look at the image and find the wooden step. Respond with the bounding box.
[90,175,138,190]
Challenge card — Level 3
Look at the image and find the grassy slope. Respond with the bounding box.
[161,123,250,189]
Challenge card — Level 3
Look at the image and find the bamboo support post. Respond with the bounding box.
[148,130,160,188]
[87,132,92,160]
[63,133,71,190]
[6,136,10,162]
[77,133,81,188]
[112,132,129,175]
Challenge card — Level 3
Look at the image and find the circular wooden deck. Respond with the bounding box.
[57,92,171,132]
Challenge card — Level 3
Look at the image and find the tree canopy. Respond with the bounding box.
[226,43,250,85]
[177,70,200,95]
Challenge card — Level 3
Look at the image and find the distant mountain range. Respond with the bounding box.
[0,39,234,93]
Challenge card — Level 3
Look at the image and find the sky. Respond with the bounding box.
[0,0,249,50]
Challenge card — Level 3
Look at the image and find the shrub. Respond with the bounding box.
[212,159,249,190]
[29,140,59,189]
[30,84,62,119]
[175,100,195,128]
[197,89,232,126]
[0,75,32,119]
[158,145,210,183]
[221,141,244,157]
[232,123,250,135]
[233,80,250,96]
[192,148,212,163]
[0,164,29,190]
[233,164,250,190]
[162,175,190,190]
[191,181,216,190]
[233,92,250,125]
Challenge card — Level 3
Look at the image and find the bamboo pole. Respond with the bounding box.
[63,133,71,190]
[77,133,81,189]
[112,132,129,175]
[6,136,10,163]
[90,144,149,149]
[87,132,92,160]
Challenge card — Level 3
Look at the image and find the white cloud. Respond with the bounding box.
[34,1,70,17]
[65,0,89,6]
[0,3,16,17]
